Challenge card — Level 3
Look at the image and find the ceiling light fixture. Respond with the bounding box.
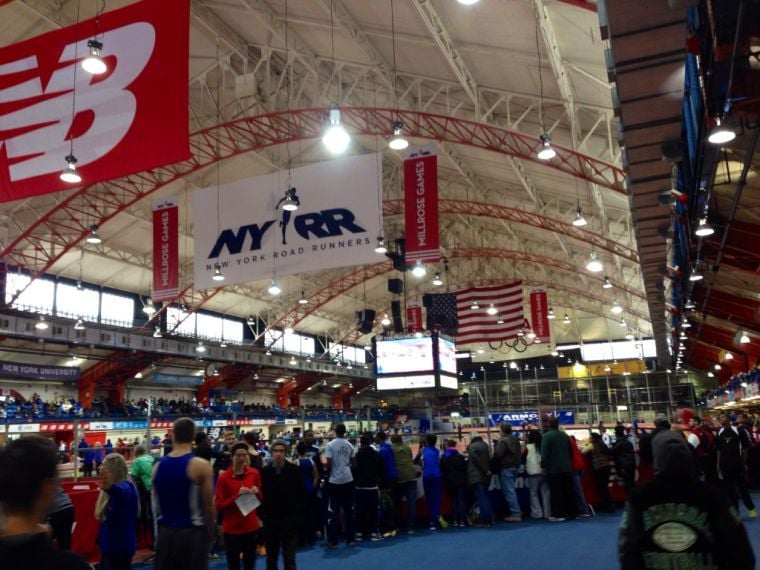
[212,263,225,282]
[32,314,49,331]
[388,119,409,150]
[143,298,156,316]
[457,0,479,4]
[547,307,555,319]
[537,133,556,160]
[739,332,750,344]
[684,299,695,310]
[322,104,350,154]
[432,272,443,287]
[603,276,613,289]
[611,300,623,315]
[496,315,504,325]
[526,330,536,340]
[689,267,703,282]
[707,117,736,145]
[411,259,427,278]
[196,342,206,353]
[381,314,391,326]
[374,237,387,254]
[298,291,308,305]
[266,349,272,356]
[724,352,733,361]
[289,356,297,366]
[563,314,571,324]
[85,224,102,244]
[470,299,480,310]
[714,363,721,370]
[517,329,525,338]
[268,280,282,296]
[280,187,299,212]
[60,154,82,184]
[153,327,162,338]
[82,39,107,75]
[486,304,498,316]
[572,206,587,227]
[586,250,604,273]
[695,218,714,237]
[220,340,227,348]
[74,318,85,331]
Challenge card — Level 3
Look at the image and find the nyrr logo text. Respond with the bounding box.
[207,207,368,259]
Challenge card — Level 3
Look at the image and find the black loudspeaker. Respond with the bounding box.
[355,309,376,334]
[388,278,403,295]
[391,301,404,333]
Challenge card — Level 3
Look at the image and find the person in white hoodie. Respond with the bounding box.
[523,429,551,519]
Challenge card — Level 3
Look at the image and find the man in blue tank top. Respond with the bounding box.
[152,417,216,570]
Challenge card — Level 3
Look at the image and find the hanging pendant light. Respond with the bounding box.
[298,291,308,305]
[547,307,555,319]
[537,133,556,160]
[281,187,299,212]
[470,299,480,310]
[212,263,225,281]
[411,259,427,278]
[60,154,82,184]
[695,218,714,237]
[486,304,498,316]
[143,298,156,316]
[268,280,282,296]
[572,206,587,227]
[603,276,613,289]
[611,300,623,315]
[381,314,391,326]
[496,315,504,324]
[739,331,750,344]
[563,314,571,324]
[388,119,409,150]
[707,118,736,145]
[586,250,604,273]
[432,272,443,286]
[82,39,107,75]
[322,104,350,154]
[85,224,102,244]
[74,318,86,331]
[374,237,387,254]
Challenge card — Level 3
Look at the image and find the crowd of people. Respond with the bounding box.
[0,410,758,569]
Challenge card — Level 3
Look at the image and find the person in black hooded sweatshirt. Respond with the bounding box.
[0,436,90,570]
[619,430,755,570]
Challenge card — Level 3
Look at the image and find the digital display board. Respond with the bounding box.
[439,374,458,390]
[375,337,434,374]
[438,337,457,375]
[376,374,436,390]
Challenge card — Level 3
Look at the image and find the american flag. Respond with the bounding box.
[425,281,524,345]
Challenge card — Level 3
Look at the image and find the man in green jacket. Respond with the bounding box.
[391,434,418,534]
[540,416,577,521]
[131,445,154,491]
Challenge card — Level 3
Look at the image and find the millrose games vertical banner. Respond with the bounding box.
[152,198,179,302]
[530,287,551,343]
[404,145,440,265]
[193,153,382,289]
[0,0,190,202]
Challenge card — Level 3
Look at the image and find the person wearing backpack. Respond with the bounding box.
[493,423,523,522]
[582,432,614,513]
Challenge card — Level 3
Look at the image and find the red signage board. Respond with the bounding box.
[530,287,551,343]
[152,198,179,302]
[0,0,190,202]
[403,145,440,264]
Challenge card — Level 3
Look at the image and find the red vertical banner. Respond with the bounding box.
[407,305,423,332]
[404,145,440,265]
[530,287,550,343]
[152,198,179,302]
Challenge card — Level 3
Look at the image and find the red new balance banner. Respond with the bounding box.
[530,287,551,343]
[0,0,189,203]
[152,198,179,302]
[404,145,440,264]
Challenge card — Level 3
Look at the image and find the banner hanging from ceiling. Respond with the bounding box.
[194,153,383,289]
[530,287,550,344]
[403,145,440,265]
[0,0,189,203]
[152,197,179,302]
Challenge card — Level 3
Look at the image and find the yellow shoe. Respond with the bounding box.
[438,515,449,529]
[749,508,758,519]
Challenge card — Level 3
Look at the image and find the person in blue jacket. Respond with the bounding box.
[415,433,443,531]
[96,453,139,570]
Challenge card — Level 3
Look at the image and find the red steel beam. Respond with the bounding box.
[702,219,760,275]
[197,364,257,407]
[383,199,638,263]
[687,322,760,359]
[1,107,624,306]
[691,287,760,332]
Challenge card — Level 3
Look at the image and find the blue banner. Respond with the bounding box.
[112,420,148,430]
[0,361,80,380]
[153,373,203,386]
[488,410,575,427]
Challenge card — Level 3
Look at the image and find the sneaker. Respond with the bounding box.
[504,514,522,523]
[208,552,220,560]
[579,512,592,518]
[547,517,566,522]
[406,529,415,535]
[749,509,758,519]
[353,533,363,542]
[370,533,383,542]
[325,542,338,549]
[383,530,397,538]
[429,524,437,531]
[438,515,449,529]
[347,541,357,547]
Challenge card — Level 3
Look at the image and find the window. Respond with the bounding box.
[167,307,196,337]
[222,319,244,344]
[197,313,223,341]
[580,339,656,362]
[56,283,99,321]
[264,330,315,356]
[5,273,55,313]
[328,343,366,364]
[100,292,135,327]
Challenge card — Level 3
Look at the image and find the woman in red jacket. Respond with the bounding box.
[214,442,263,570]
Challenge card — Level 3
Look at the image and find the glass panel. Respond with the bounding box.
[5,273,55,313]
[100,292,135,327]
[56,283,100,321]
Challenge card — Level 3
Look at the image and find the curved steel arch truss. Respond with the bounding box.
[1,107,624,304]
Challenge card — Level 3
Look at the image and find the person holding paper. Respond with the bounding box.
[215,442,263,570]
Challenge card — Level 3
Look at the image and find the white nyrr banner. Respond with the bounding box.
[194,153,382,289]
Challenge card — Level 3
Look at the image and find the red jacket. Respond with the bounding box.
[569,437,585,471]
[214,466,263,534]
